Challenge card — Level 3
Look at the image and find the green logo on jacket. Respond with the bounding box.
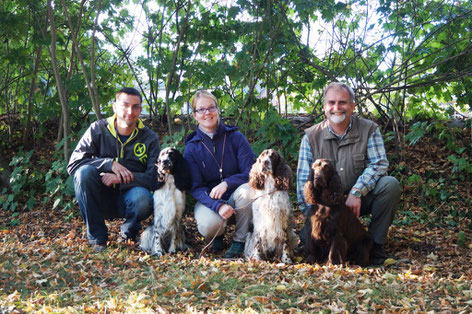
[134,143,147,164]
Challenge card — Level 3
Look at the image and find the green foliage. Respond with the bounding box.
[448,154,472,176]
[251,107,301,166]
[0,146,75,220]
[43,159,75,212]
[407,173,422,187]
[457,231,466,248]
[405,120,471,187]
[160,127,190,153]
[2,0,472,145]
[404,121,435,146]
[0,150,40,213]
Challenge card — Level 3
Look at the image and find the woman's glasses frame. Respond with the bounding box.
[194,105,218,115]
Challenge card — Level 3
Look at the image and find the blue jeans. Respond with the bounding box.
[73,165,153,244]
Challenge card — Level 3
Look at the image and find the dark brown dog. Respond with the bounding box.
[303,159,372,266]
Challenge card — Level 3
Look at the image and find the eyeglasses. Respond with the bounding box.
[194,105,218,115]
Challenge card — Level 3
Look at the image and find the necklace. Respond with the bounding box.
[201,133,227,182]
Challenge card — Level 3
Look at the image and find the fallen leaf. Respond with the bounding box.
[383,258,396,266]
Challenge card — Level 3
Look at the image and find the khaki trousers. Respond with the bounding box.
[194,183,254,243]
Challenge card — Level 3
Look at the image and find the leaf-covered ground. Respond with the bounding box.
[1,125,472,312]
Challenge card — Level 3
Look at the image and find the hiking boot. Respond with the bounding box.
[225,241,245,258]
[91,243,107,252]
[371,243,388,265]
[211,236,226,253]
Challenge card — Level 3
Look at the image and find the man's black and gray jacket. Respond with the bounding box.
[67,115,160,191]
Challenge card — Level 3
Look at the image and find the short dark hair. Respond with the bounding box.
[116,87,142,104]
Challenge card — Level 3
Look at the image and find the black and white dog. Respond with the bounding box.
[244,149,297,264]
[140,147,191,257]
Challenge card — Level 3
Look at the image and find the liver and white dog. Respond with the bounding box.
[244,149,297,264]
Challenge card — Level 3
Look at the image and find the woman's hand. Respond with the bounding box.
[218,204,235,220]
[210,181,228,199]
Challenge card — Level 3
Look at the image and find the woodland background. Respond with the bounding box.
[1,0,472,312]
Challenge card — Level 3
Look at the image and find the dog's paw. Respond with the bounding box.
[151,249,164,257]
[281,255,293,264]
[281,248,293,264]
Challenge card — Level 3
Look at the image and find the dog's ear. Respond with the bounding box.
[303,169,317,204]
[249,164,265,190]
[274,155,292,191]
[173,151,192,191]
[325,170,344,205]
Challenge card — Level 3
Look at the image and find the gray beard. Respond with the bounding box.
[328,113,347,124]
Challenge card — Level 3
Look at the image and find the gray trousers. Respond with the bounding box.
[360,176,401,245]
[194,183,254,243]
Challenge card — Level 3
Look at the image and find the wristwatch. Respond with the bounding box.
[350,190,362,198]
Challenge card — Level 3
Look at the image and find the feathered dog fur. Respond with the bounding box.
[140,147,191,257]
[303,159,372,266]
[244,149,297,264]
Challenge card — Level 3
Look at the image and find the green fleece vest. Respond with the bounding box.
[305,116,378,194]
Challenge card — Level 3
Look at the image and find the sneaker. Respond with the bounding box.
[225,241,245,258]
[92,243,107,252]
[211,236,226,253]
[371,243,388,265]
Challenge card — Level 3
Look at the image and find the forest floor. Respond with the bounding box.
[0,119,472,312]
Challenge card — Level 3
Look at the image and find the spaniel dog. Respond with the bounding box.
[244,149,297,264]
[303,159,372,266]
[140,147,191,257]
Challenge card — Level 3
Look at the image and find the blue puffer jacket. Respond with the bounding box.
[184,122,256,212]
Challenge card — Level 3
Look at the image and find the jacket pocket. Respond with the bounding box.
[353,154,365,173]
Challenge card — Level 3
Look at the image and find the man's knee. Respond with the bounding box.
[370,176,401,224]
[384,176,401,193]
[125,188,153,219]
[74,165,100,185]
[376,176,401,200]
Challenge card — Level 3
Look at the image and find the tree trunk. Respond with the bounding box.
[48,0,70,159]
[61,0,102,121]
[90,0,102,117]
[23,45,43,146]
[165,0,191,138]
